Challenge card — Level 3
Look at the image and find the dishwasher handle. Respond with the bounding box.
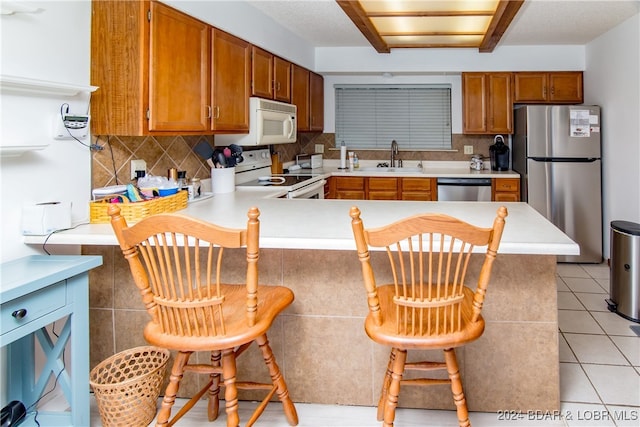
[437,178,492,186]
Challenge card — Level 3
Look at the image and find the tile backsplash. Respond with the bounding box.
[298,133,496,162]
[91,135,214,189]
[91,132,496,188]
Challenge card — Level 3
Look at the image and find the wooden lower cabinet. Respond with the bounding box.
[367,177,399,200]
[492,177,521,202]
[329,176,365,200]
[328,176,437,201]
[400,177,437,201]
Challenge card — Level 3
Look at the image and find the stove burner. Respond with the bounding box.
[258,176,286,184]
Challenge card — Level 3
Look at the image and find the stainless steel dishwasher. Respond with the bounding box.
[437,178,492,201]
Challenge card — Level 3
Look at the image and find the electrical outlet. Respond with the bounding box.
[131,159,147,180]
[315,144,324,154]
[464,145,474,155]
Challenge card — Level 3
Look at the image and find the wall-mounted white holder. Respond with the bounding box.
[53,113,90,140]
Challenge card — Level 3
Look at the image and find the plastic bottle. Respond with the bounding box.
[353,153,359,169]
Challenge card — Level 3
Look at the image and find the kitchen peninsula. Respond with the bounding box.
[25,195,578,413]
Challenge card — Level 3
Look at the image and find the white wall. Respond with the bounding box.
[0,1,92,263]
[164,0,315,68]
[316,45,585,74]
[585,12,640,256]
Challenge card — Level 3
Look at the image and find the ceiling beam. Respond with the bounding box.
[479,0,525,53]
[336,0,390,53]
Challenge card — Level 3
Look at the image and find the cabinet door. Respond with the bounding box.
[251,46,273,99]
[291,64,310,131]
[90,0,148,135]
[400,178,436,201]
[462,73,488,133]
[149,2,210,132]
[513,72,548,103]
[367,177,398,200]
[549,72,583,103]
[309,72,324,131]
[492,178,520,201]
[487,73,513,133]
[212,29,250,131]
[334,177,365,199]
[274,56,292,102]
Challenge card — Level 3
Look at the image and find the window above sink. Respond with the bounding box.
[335,84,452,151]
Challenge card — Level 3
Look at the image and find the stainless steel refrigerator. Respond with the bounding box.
[512,105,602,263]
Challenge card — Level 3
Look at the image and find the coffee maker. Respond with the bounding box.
[489,135,510,171]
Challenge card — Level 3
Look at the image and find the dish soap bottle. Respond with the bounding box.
[353,153,359,169]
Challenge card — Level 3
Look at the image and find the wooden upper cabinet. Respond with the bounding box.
[514,72,583,104]
[251,46,273,99]
[91,0,211,135]
[211,29,250,131]
[251,47,291,102]
[149,2,210,132]
[548,72,583,103]
[462,72,513,134]
[291,64,310,131]
[309,72,324,132]
[274,56,292,102]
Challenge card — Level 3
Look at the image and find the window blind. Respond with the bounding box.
[335,85,452,150]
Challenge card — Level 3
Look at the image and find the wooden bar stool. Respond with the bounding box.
[109,205,298,427]
[350,206,507,427]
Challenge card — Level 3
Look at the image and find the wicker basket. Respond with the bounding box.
[90,346,170,427]
[89,190,188,224]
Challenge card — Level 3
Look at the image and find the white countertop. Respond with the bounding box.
[24,189,578,256]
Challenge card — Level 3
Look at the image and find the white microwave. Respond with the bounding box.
[216,97,297,146]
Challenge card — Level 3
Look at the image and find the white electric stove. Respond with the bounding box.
[234,149,326,199]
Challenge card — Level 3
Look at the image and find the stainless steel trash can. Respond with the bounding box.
[607,221,640,322]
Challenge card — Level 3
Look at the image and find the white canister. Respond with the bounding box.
[211,167,235,194]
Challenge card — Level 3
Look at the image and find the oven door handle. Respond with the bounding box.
[289,179,326,198]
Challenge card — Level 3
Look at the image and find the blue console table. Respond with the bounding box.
[1,255,102,426]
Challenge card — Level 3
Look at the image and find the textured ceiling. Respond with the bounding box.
[248,0,640,49]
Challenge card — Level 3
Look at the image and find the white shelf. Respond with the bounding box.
[0,144,49,157]
[0,75,98,156]
[0,75,98,97]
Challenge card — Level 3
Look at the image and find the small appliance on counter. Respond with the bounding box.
[470,154,484,170]
[489,135,509,171]
[22,201,72,235]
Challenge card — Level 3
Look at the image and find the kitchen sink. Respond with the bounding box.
[357,167,423,173]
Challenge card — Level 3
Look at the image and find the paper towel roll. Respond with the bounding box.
[340,143,347,169]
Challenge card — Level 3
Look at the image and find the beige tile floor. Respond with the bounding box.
[88,263,639,426]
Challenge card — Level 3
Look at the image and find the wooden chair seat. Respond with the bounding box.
[108,205,298,427]
[144,284,293,351]
[350,206,507,427]
[366,285,485,350]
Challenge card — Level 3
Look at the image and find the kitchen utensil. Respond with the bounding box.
[193,141,214,160]
[216,150,228,168]
[223,147,236,167]
[229,144,244,164]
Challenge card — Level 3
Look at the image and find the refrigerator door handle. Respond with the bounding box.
[544,162,554,221]
[530,157,600,162]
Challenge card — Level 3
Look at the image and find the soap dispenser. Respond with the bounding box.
[489,135,510,171]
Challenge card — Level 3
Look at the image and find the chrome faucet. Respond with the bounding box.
[390,140,398,167]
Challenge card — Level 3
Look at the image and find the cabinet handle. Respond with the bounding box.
[206,106,212,119]
[214,106,220,119]
[12,308,27,319]
[276,81,281,92]
[543,87,547,97]
[551,86,555,95]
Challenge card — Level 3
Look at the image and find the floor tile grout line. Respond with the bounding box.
[556,264,640,413]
